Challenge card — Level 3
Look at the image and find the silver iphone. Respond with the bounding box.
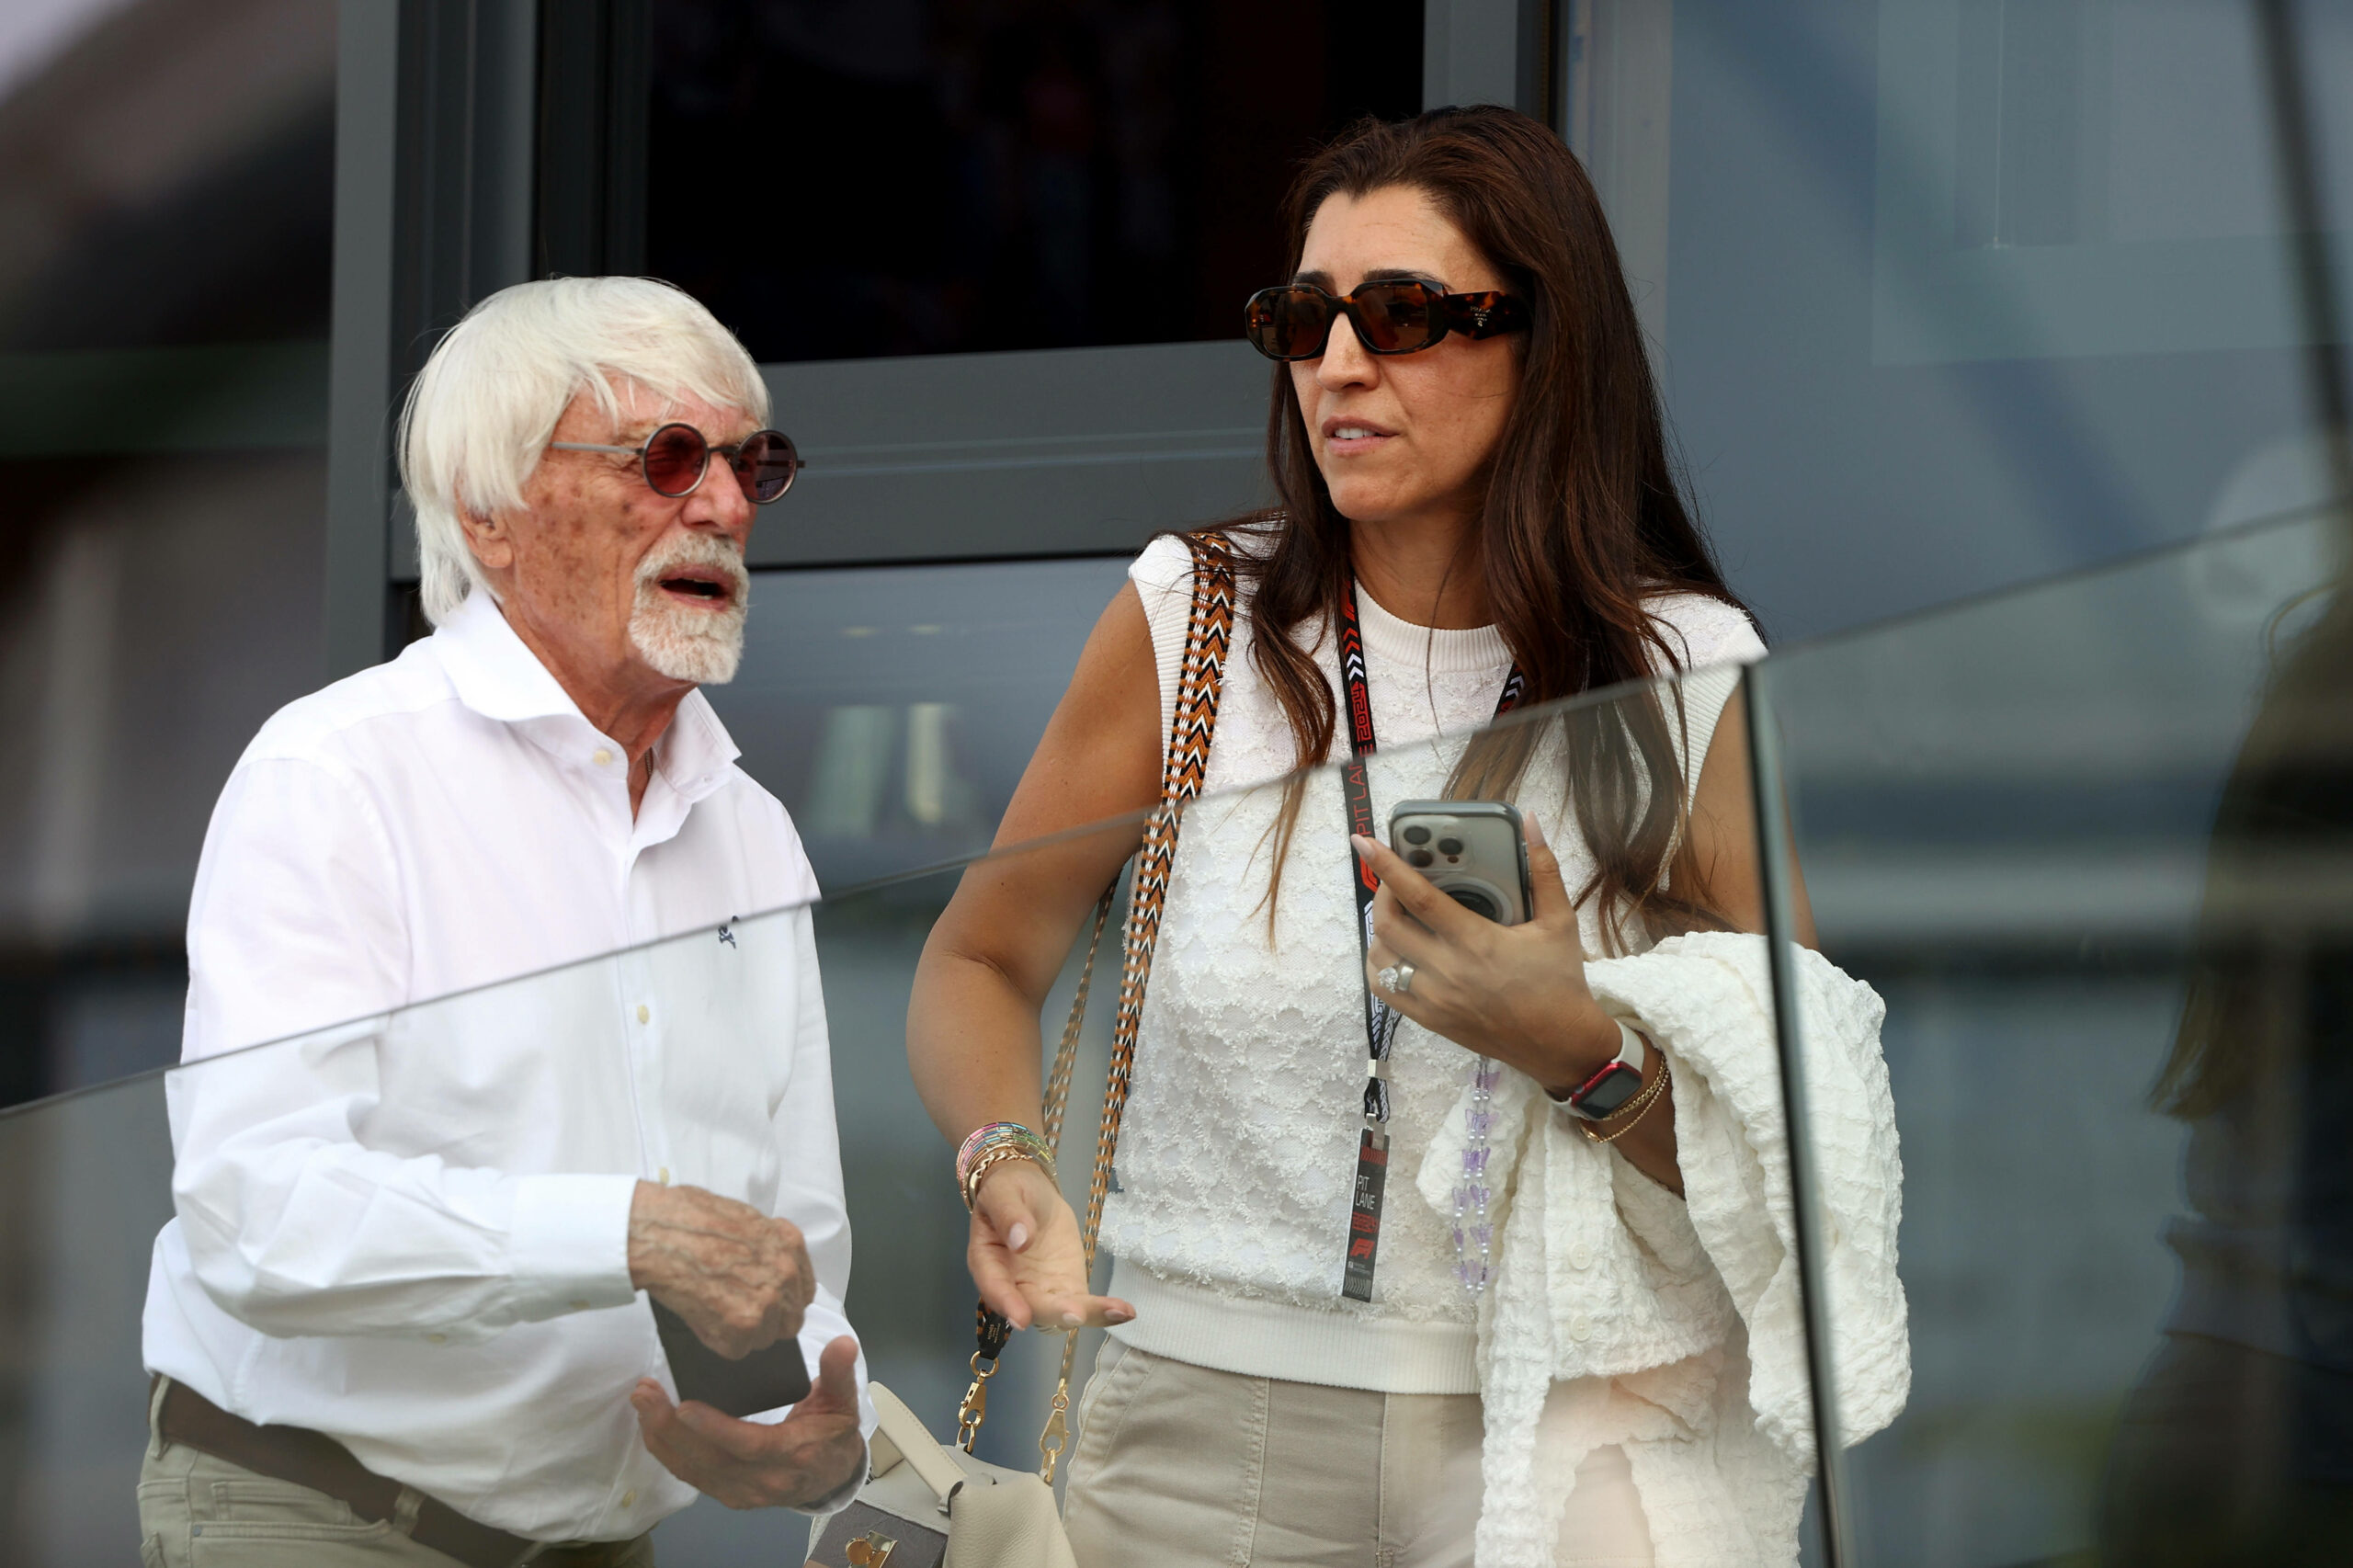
[1386,800,1534,926]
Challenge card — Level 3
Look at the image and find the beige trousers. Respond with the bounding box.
[135,1381,656,1568]
[1061,1339,1654,1568]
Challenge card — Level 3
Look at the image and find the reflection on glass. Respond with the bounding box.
[1765,506,2353,1566]
[645,0,1422,361]
[2103,528,2353,1565]
[710,558,1130,886]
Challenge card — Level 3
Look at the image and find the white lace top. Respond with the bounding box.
[1101,528,1768,1394]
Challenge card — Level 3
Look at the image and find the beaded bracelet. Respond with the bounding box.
[956,1120,1052,1187]
[1577,1054,1672,1147]
[956,1121,1055,1211]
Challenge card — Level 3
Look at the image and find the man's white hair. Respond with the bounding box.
[397,277,769,626]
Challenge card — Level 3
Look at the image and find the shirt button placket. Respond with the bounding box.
[619,952,665,1187]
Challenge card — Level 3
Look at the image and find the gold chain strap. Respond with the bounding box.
[1041,888,1117,1155]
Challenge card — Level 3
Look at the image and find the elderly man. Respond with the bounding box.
[137,277,869,1566]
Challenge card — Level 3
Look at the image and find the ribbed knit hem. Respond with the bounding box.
[1108,1259,1479,1395]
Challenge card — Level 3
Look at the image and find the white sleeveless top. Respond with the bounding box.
[1100,528,1768,1393]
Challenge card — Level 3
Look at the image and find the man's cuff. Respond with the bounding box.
[508,1173,640,1318]
[791,1434,870,1518]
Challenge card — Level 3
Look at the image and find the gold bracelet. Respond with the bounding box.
[961,1144,1051,1211]
[1578,1054,1672,1146]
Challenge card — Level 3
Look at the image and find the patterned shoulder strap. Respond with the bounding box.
[1017,534,1236,1484]
[1079,533,1234,1255]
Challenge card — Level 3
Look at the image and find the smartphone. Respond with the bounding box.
[1386,800,1534,926]
[650,1297,813,1418]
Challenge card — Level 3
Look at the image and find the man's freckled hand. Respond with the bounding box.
[628,1181,814,1358]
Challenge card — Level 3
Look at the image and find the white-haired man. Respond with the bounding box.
[137,278,869,1566]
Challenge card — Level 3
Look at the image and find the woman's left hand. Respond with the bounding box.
[1355,815,1620,1095]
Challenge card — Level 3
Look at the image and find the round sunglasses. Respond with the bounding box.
[549,422,804,504]
[1244,281,1529,361]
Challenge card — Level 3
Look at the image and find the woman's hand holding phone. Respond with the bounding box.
[968,1156,1136,1332]
[1353,814,1620,1096]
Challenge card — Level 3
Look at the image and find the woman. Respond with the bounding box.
[909,107,1905,1567]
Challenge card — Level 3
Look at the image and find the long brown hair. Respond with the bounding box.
[1200,106,1755,951]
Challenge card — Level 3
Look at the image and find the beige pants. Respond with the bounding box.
[135,1381,656,1568]
[1062,1339,1654,1568]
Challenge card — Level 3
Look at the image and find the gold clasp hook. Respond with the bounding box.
[1037,1379,1072,1484]
[956,1349,996,1453]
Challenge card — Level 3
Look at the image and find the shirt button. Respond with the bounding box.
[620,1491,636,1509]
[593,748,614,767]
[658,1166,671,1186]
[636,1004,650,1024]
[1568,1244,1595,1270]
[569,1299,592,1312]
[1568,1313,1594,1342]
[427,1333,449,1346]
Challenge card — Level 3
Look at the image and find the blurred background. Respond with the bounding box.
[0,2,2347,1564]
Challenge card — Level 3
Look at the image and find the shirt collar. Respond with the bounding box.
[653,687,742,806]
[433,590,744,803]
[435,590,583,725]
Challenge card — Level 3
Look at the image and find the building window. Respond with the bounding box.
[646,1,1423,363]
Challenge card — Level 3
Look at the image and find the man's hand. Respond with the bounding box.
[628,1182,814,1358]
[632,1335,867,1510]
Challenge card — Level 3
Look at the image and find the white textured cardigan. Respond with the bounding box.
[1419,935,1910,1565]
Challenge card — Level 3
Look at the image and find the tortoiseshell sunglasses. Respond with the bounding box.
[1244,281,1529,361]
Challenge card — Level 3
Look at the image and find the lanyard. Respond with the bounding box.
[1336,581,1525,1301]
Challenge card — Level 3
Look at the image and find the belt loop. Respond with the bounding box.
[147,1376,171,1460]
[392,1485,426,1539]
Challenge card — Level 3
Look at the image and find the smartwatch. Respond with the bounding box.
[1564,1021,1649,1121]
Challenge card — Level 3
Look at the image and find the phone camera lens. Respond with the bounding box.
[1407,848,1435,868]
[1402,825,1431,846]
[1437,837,1463,857]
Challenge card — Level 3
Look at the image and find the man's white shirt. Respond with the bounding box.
[141,589,870,1540]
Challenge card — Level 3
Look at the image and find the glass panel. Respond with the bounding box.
[646,0,1424,363]
[1572,0,2353,640]
[707,557,1131,886]
[1763,505,2353,1565]
[0,0,335,1108]
[0,652,1844,1562]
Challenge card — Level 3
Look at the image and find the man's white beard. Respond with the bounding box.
[628,534,750,685]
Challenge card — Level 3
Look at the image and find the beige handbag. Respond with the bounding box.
[807,537,1235,1568]
[805,1382,1075,1568]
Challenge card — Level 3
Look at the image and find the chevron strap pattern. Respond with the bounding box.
[1006,534,1235,1483]
[1081,533,1236,1262]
